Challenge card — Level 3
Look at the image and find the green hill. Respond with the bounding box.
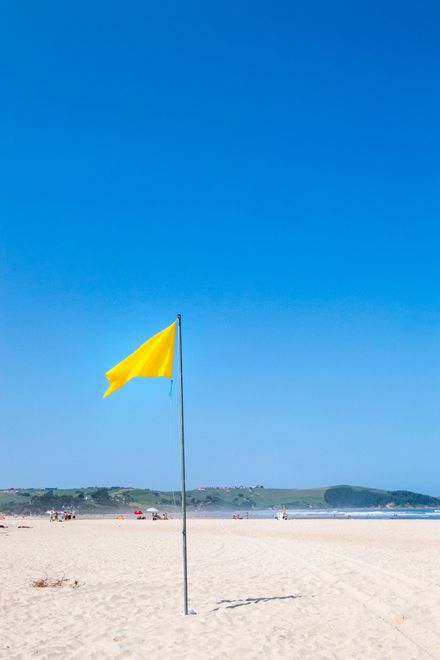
[324,485,439,508]
[0,484,438,514]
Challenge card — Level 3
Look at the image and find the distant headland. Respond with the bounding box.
[1,484,438,514]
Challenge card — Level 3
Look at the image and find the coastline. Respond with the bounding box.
[4,506,440,521]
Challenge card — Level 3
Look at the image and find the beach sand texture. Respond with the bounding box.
[1,518,440,659]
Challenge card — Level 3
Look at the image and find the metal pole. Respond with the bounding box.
[177,313,189,615]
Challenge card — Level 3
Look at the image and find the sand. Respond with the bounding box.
[1,518,440,659]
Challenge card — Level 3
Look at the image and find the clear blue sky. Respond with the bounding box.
[1,1,439,494]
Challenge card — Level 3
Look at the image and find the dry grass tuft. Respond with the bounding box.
[31,576,68,588]
[30,575,83,589]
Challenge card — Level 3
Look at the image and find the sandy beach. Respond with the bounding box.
[1,518,440,659]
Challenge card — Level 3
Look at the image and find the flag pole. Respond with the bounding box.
[177,313,189,615]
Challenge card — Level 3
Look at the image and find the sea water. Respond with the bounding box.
[189,508,440,520]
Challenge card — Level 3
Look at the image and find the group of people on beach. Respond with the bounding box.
[49,510,76,522]
[135,512,170,520]
[152,512,169,520]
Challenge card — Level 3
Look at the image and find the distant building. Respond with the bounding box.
[197,485,264,491]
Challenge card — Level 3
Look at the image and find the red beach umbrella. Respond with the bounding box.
[133,509,143,515]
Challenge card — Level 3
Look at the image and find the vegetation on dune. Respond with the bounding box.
[0,487,135,514]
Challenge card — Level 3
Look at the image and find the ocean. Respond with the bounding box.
[189,508,440,520]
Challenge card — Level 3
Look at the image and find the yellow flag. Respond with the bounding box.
[103,321,176,398]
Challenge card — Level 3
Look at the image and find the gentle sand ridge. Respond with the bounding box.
[1,518,440,659]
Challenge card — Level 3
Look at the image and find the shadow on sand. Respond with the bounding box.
[211,594,301,611]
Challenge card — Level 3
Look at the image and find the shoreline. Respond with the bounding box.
[3,505,440,521]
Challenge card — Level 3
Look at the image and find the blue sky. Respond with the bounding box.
[1,1,439,493]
